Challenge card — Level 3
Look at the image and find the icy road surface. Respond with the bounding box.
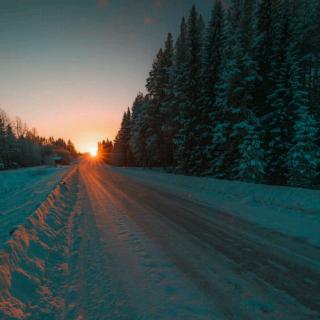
[0,157,319,319]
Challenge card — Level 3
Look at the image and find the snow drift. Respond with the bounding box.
[0,167,79,319]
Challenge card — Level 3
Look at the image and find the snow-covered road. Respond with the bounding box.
[0,158,319,319]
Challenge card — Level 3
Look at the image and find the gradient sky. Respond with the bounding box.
[0,0,213,152]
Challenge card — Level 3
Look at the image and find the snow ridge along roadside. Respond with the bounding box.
[0,166,79,320]
[0,166,70,245]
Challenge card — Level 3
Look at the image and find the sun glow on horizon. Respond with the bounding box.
[74,132,103,157]
[89,146,98,157]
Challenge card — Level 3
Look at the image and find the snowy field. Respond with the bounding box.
[113,167,320,247]
[0,166,69,245]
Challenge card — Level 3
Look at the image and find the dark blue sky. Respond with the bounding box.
[0,0,214,151]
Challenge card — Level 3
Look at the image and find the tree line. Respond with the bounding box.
[0,109,77,169]
[102,0,320,189]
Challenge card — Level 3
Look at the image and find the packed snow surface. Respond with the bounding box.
[0,159,319,319]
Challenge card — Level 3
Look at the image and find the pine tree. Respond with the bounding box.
[237,114,265,182]
[254,0,277,118]
[265,0,312,185]
[286,106,319,188]
[197,0,225,175]
[146,34,174,167]
[129,93,148,166]
[0,112,6,166]
[174,5,204,174]
[6,124,18,166]
[110,2,319,189]
[296,0,320,148]
[211,0,262,180]
[170,17,188,168]
[111,110,132,166]
[98,139,113,163]
[285,10,319,188]
[158,33,175,166]
[209,1,242,177]
[67,139,77,158]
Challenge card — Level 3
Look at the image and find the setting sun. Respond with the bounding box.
[89,147,98,157]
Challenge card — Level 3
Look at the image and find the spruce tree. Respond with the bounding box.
[266,1,307,185]
[130,93,148,166]
[254,0,277,118]
[197,0,225,175]
[174,5,203,174]
[6,124,18,166]
[111,2,319,189]
[146,35,174,167]
[286,106,319,188]
[112,110,132,166]
[0,113,6,166]
[209,1,242,177]
[237,115,265,183]
[212,0,262,180]
[159,33,175,167]
[171,17,188,168]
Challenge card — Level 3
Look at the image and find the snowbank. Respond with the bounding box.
[0,166,69,245]
[113,167,320,247]
[0,167,79,319]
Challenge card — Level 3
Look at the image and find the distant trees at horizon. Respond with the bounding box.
[0,109,77,169]
[98,139,113,163]
[107,0,320,189]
